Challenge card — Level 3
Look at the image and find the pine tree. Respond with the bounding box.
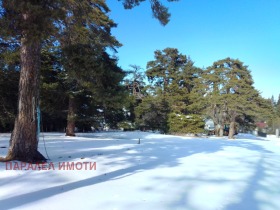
[143,48,203,134]
[90,52,127,129]
[122,65,147,127]
[201,58,264,139]
[135,95,170,133]
[276,94,280,117]
[40,40,68,132]
[0,40,20,131]
[0,0,65,162]
[60,0,122,136]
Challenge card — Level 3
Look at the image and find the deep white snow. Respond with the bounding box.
[1,132,280,210]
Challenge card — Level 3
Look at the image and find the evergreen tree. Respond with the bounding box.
[265,94,280,133]
[0,40,20,131]
[146,48,187,96]
[143,48,203,134]
[135,95,170,133]
[276,94,280,117]
[59,0,122,136]
[124,65,147,126]
[200,58,265,139]
[168,113,204,135]
[0,0,65,162]
[90,53,127,129]
[40,40,68,132]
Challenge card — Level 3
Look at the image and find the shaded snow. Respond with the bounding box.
[1,132,280,210]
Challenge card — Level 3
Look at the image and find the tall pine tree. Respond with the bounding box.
[202,58,264,139]
[0,0,65,162]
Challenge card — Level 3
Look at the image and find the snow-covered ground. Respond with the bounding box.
[1,132,280,210]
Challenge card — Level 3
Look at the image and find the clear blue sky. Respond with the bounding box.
[107,0,280,99]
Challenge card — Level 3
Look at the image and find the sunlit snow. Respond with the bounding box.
[1,132,280,210]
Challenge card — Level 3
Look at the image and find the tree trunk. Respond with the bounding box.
[219,125,224,137]
[1,36,46,163]
[215,124,224,137]
[228,121,235,139]
[66,96,76,136]
[215,125,220,137]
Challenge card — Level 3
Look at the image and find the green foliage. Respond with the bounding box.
[266,95,280,134]
[191,57,271,137]
[146,48,187,94]
[117,121,135,131]
[0,69,19,130]
[276,94,280,117]
[0,0,65,42]
[0,40,20,131]
[168,113,204,134]
[138,48,203,134]
[40,49,68,131]
[57,0,127,133]
[123,65,147,124]
[119,0,179,25]
[1,0,274,138]
[135,95,170,133]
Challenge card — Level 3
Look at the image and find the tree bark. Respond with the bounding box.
[215,124,224,137]
[215,125,220,137]
[66,96,76,136]
[1,35,46,163]
[228,121,235,139]
[219,125,224,137]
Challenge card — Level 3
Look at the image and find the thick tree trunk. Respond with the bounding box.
[66,96,76,136]
[1,36,46,163]
[215,124,224,137]
[228,121,235,139]
[215,125,220,137]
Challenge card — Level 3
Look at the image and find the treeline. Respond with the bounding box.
[128,48,275,139]
[0,0,183,162]
[1,43,277,138]
[0,1,277,140]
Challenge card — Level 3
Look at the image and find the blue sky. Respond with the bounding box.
[107,0,280,99]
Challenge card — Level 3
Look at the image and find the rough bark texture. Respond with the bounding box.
[3,35,46,163]
[228,121,235,139]
[66,96,76,136]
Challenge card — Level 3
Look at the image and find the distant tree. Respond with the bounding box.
[276,94,280,117]
[40,41,68,132]
[123,65,147,126]
[191,66,228,136]
[135,95,170,132]
[266,94,280,133]
[146,48,187,96]
[125,65,146,100]
[274,94,280,131]
[0,41,20,131]
[144,48,203,134]
[168,113,204,135]
[271,95,276,106]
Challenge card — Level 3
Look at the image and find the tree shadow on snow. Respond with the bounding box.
[0,132,277,209]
